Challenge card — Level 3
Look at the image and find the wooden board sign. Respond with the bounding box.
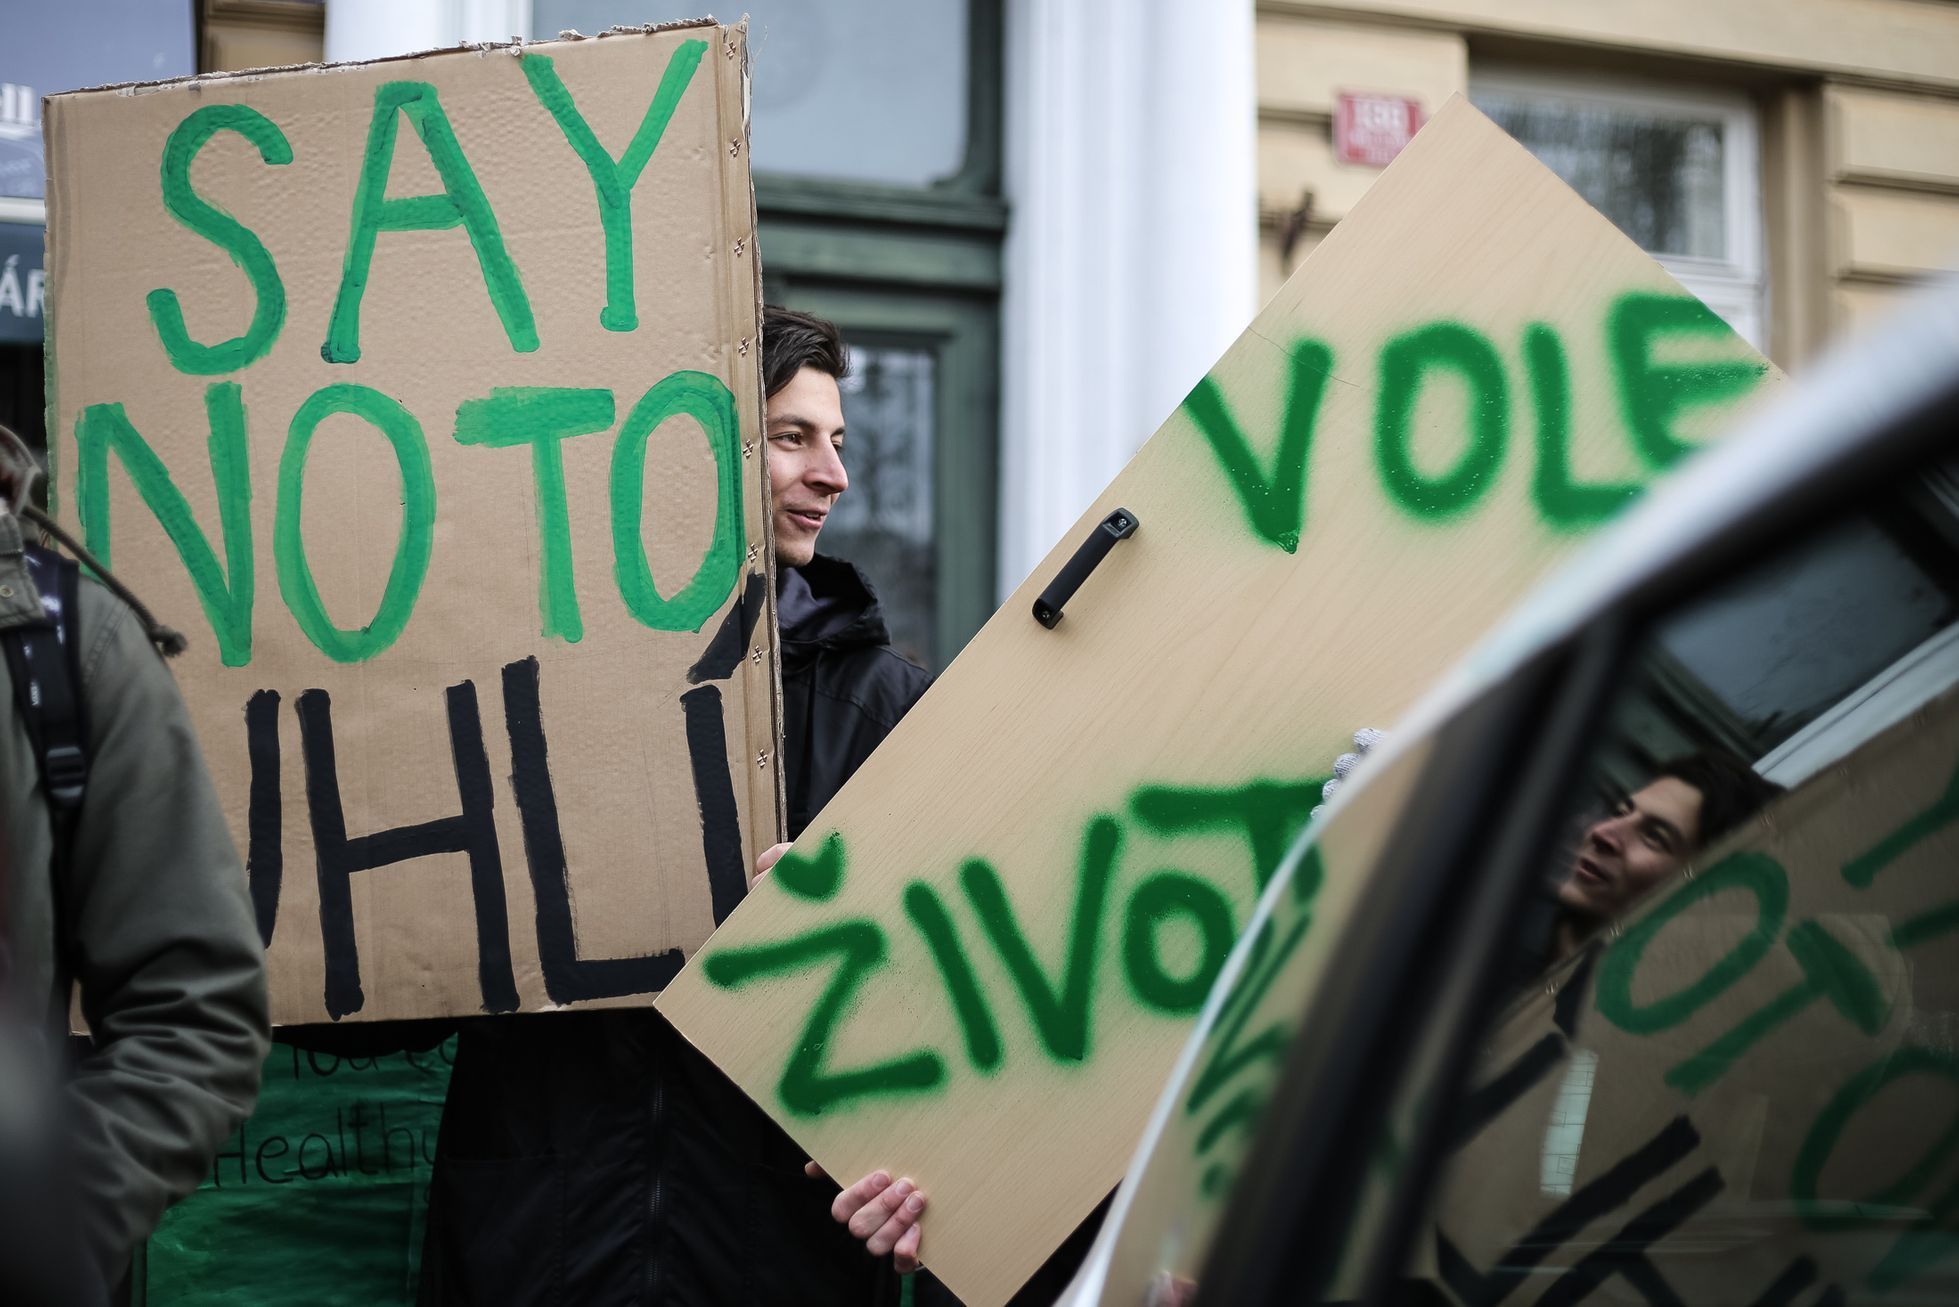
[44,22,781,1026]
[656,96,1782,1304]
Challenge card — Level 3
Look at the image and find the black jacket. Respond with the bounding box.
[779,555,933,840]
[417,557,930,1307]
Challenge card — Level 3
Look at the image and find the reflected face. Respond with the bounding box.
[765,366,848,569]
[1555,777,1705,925]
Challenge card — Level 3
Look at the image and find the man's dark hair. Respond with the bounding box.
[762,305,848,398]
[1654,750,1785,849]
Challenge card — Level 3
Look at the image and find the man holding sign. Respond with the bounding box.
[760,308,936,846]
[421,307,932,1306]
[42,21,937,1302]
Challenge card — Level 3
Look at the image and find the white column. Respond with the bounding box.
[997,0,1257,598]
[325,0,532,64]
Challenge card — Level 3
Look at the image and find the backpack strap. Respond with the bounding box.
[5,545,88,822]
[0,542,86,1006]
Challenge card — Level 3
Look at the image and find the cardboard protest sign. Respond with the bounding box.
[656,96,1782,1304]
[1425,687,1959,1303]
[148,1041,456,1306]
[44,22,779,1026]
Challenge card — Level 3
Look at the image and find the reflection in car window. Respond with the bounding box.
[1660,515,1957,743]
[1412,480,1959,1305]
[1591,490,1959,806]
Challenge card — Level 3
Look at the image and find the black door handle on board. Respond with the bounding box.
[1032,508,1139,629]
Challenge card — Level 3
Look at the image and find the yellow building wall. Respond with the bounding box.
[201,0,325,75]
[1825,85,1959,335]
[1256,16,1467,299]
[1256,0,1959,366]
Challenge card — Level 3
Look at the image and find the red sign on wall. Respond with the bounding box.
[1335,91,1423,167]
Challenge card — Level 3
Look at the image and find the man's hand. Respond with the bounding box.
[806,1162,927,1272]
[753,842,791,888]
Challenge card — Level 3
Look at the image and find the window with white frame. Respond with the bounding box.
[1471,71,1766,349]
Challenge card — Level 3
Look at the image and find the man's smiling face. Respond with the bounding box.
[765,365,848,568]
[1556,776,1705,926]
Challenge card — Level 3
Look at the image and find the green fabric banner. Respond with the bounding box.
[146,1040,454,1306]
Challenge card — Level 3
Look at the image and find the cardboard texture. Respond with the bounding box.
[656,97,1783,1304]
[43,22,779,1026]
[1426,686,1959,1302]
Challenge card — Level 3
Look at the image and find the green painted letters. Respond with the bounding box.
[1194,1087,1264,1157]
[1892,898,1959,952]
[704,921,945,1117]
[1794,1046,1959,1235]
[609,371,743,633]
[454,386,614,642]
[146,105,292,376]
[75,384,256,665]
[1130,779,1321,896]
[1868,1185,1959,1294]
[904,881,1004,1073]
[522,41,708,332]
[1843,750,1959,888]
[1180,859,1324,1201]
[1596,851,1788,1035]
[1180,340,1334,554]
[1524,320,1642,530]
[323,81,537,363]
[1608,292,1766,471]
[1186,909,1314,1120]
[1375,321,1509,521]
[275,384,435,662]
[1122,871,1234,1014]
[961,817,1121,1063]
[1664,918,1887,1097]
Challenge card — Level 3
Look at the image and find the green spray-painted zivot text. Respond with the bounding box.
[702,777,1324,1119]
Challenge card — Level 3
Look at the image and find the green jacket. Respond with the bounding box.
[0,506,268,1283]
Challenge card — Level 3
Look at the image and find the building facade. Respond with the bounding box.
[9,3,1958,680]
[1254,0,1959,368]
[1248,1,1959,818]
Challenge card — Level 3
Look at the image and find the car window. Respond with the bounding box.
[1403,476,1959,1305]
[1069,456,1959,1307]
